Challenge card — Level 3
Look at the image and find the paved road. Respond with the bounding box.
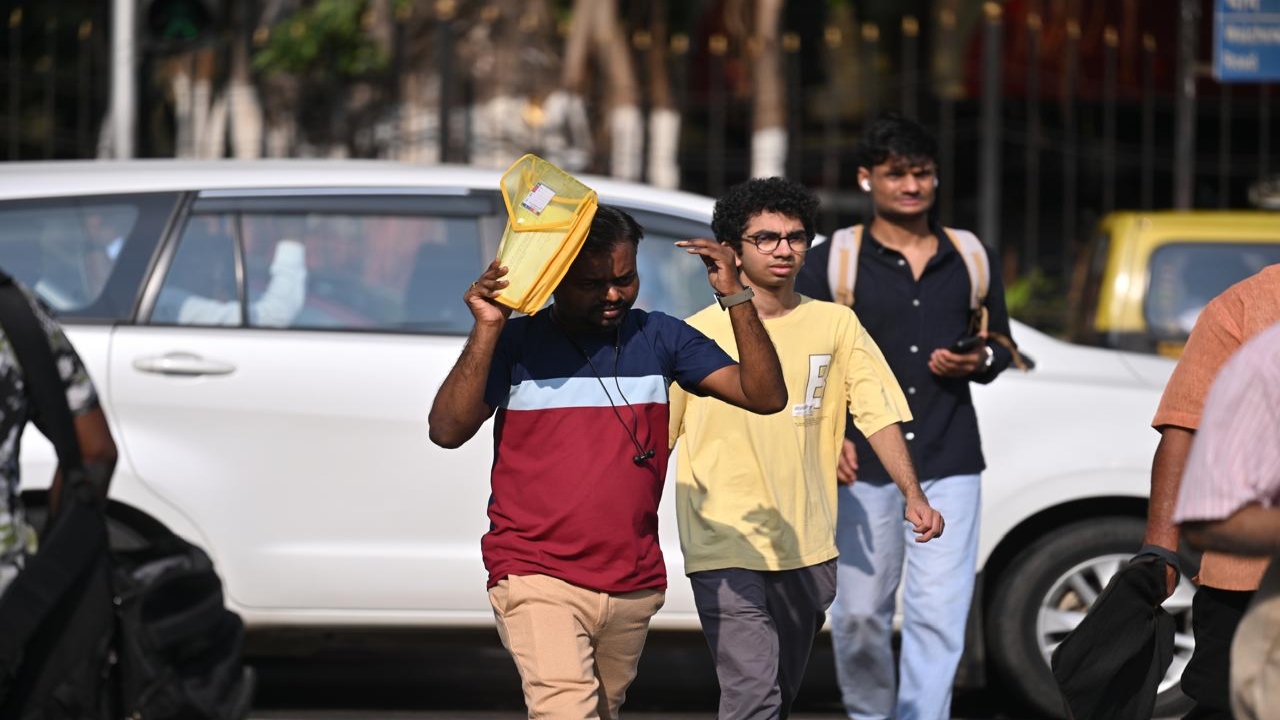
[244,629,1025,719]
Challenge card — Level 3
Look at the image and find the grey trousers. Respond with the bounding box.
[689,560,838,720]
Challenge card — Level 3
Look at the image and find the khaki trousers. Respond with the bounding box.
[489,574,665,720]
[1232,559,1280,720]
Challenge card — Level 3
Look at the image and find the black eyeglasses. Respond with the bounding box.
[743,230,811,253]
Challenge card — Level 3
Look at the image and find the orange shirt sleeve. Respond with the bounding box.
[1151,292,1245,431]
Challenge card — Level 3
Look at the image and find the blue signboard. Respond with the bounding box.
[1215,0,1280,82]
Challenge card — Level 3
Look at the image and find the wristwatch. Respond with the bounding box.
[715,286,755,310]
[981,344,995,370]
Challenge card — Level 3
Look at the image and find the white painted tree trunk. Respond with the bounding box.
[750,0,786,179]
[198,92,229,158]
[471,94,526,169]
[648,107,681,189]
[171,68,195,157]
[610,105,644,181]
[190,72,214,157]
[227,79,263,159]
[540,90,593,173]
[751,127,787,179]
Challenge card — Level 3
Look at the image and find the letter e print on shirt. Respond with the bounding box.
[794,354,832,425]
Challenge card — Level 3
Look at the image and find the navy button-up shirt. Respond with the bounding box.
[795,222,1014,483]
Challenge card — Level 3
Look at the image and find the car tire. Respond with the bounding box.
[986,517,1196,719]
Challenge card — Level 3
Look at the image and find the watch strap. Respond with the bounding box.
[716,286,755,310]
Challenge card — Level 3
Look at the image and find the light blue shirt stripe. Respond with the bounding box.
[505,375,669,411]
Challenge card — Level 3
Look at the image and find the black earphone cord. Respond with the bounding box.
[561,325,655,466]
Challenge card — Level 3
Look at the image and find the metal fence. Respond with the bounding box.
[2,1,1277,309]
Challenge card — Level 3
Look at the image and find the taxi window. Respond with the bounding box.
[1145,243,1280,341]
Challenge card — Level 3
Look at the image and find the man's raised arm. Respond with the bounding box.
[428,261,512,448]
[675,238,786,414]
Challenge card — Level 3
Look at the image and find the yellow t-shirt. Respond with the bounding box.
[670,296,911,574]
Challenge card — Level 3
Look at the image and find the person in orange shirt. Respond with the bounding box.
[1144,263,1280,720]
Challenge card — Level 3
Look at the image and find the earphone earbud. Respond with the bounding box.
[934,176,940,189]
[633,449,656,465]
[860,179,871,192]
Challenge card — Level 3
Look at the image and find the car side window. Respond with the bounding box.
[152,213,244,326]
[1145,242,1280,340]
[0,193,177,322]
[243,212,485,333]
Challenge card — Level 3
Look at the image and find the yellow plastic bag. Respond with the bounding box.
[495,154,599,315]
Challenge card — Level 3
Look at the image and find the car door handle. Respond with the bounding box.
[132,352,236,377]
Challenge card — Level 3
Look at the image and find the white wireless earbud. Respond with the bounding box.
[860,179,871,192]
[934,176,940,189]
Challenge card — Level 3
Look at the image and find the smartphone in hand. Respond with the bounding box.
[949,335,984,354]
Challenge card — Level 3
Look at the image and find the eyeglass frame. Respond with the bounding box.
[741,230,812,254]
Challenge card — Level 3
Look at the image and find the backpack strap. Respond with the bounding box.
[0,276,83,470]
[939,231,1032,371]
[827,225,863,307]
[942,227,989,312]
[0,274,105,701]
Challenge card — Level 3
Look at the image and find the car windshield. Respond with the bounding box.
[1145,242,1280,342]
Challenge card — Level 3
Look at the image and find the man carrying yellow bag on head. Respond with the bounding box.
[430,154,790,719]
[494,154,599,315]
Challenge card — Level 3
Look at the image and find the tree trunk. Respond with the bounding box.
[227,0,263,159]
[646,0,680,189]
[750,0,786,178]
[562,0,641,179]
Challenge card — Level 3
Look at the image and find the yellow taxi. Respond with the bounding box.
[1068,211,1280,357]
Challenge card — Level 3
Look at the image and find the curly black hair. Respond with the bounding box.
[857,112,939,170]
[711,177,820,253]
[580,204,644,256]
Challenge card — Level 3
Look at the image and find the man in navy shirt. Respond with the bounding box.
[796,114,1016,720]
[429,205,786,720]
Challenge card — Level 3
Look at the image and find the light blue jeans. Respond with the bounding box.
[829,474,981,720]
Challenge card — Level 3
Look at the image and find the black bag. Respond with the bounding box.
[0,481,117,720]
[112,526,255,720]
[0,273,254,719]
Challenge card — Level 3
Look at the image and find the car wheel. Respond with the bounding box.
[987,517,1196,718]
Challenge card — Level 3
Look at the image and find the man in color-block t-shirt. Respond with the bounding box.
[428,204,786,720]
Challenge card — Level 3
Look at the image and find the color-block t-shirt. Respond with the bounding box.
[670,298,910,574]
[482,308,733,593]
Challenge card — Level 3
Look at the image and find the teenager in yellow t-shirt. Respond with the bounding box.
[669,177,945,719]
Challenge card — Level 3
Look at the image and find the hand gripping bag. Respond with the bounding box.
[496,154,598,315]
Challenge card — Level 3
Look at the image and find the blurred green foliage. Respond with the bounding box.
[1006,268,1067,336]
[252,0,387,79]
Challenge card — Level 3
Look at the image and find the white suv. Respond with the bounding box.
[0,161,1185,717]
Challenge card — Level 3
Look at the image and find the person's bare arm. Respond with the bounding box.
[864,424,944,542]
[1143,426,1195,596]
[677,239,786,415]
[427,261,511,448]
[1145,426,1195,551]
[1183,505,1280,556]
[49,407,118,515]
